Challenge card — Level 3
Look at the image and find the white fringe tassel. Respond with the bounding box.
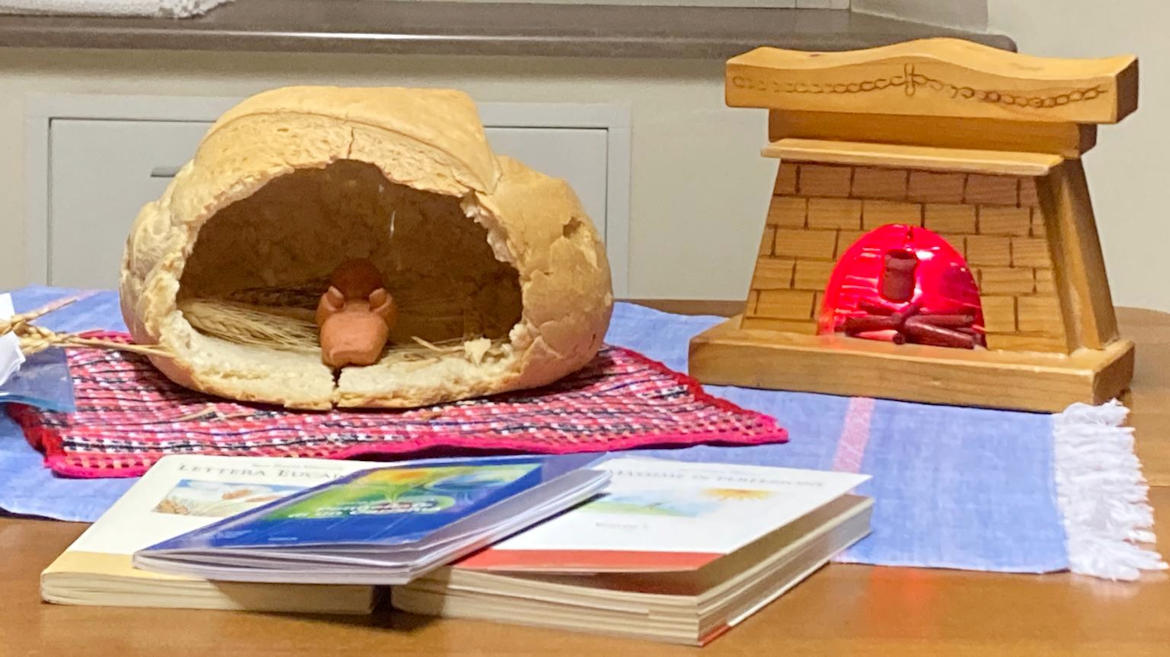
[1054,400,1167,580]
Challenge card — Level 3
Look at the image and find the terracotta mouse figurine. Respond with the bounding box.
[315,259,398,368]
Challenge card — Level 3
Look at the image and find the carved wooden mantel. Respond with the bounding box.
[725,38,1137,123]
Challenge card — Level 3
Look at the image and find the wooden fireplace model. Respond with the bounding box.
[689,38,1139,412]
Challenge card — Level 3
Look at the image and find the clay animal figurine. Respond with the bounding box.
[315,259,397,368]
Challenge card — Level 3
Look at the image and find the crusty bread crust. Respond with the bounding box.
[119,87,612,409]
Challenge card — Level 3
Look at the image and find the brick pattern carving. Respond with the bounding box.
[745,161,1068,352]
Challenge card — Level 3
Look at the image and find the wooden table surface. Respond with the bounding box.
[2,304,1168,657]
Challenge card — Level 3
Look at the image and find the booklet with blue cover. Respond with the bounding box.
[132,454,608,585]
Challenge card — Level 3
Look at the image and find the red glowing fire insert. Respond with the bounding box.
[818,224,985,349]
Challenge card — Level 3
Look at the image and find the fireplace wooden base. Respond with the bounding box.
[689,316,1134,412]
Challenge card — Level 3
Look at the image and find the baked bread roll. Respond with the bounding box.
[119,87,613,410]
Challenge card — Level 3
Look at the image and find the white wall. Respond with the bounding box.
[988,0,1169,312]
[0,48,777,300]
[854,0,986,30]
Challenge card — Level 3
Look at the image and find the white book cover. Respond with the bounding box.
[458,457,869,572]
[43,454,382,613]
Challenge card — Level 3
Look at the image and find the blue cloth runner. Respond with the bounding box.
[0,286,1067,572]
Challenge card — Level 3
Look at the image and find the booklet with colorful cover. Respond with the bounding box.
[132,453,608,585]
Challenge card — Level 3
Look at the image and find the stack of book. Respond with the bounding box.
[395,459,870,645]
[43,454,871,645]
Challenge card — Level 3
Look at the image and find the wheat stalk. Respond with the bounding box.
[2,295,172,358]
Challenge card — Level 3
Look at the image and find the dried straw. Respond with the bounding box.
[180,297,503,366]
[2,295,171,358]
[179,298,319,353]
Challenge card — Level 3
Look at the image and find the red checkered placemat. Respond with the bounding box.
[8,332,787,478]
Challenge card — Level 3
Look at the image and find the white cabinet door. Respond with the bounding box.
[49,120,210,289]
[47,119,610,288]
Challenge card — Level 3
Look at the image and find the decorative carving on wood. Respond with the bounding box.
[726,39,1137,124]
[730,63,1110,111]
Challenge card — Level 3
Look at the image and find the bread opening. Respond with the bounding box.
[175,159,523,384]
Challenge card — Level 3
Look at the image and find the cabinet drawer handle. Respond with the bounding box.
[150,166,180,178]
